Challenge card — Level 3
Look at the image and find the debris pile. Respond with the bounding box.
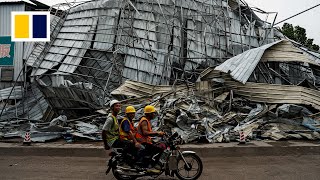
[1,1,320,144]
[1,78,320,143]
[115,80,320,143]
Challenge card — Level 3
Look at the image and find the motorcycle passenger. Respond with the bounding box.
[135,105,165,172]
[119,106,141,149]
[102,100,135,154]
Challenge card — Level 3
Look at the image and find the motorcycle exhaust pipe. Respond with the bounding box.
[117,166,140,172]
[116,168,146,176]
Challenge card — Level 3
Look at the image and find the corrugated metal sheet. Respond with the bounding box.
[111,80,194,98]
[0,3,24,35]
[186,20,216,70]
[299,47,320,64]
[215,40,320,84]
[244,21,259,48]
[93,8,119,51]
[56,17,97,74]
[227,81,320,111]
[32,13,98,76]
[215,40,282,84]
[0,85,48,121]
[0,86,22,100]
[25,0,282,112]
[199,68,320,111]
[123,47,171,85]
[68,0,121,15]
[32,0,274,81]
[39,80,103,109]
[0,3,25,82]
[261,40,320,66]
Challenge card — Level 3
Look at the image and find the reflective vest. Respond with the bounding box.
[106,114,119,143]
[135,117,152,144]
[119,117,136,140]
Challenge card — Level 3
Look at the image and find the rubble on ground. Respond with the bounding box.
[1,79,320,143]
[1,1,320,144]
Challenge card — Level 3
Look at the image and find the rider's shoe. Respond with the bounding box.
[146,168,161,174]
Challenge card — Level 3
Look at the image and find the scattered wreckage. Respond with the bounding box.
[1,76,320,143]
[1,0,320,144]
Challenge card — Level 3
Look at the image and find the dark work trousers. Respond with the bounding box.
[137,143,164,164]
[112,139,137,157]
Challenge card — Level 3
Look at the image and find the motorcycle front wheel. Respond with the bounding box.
[175,153,203,180]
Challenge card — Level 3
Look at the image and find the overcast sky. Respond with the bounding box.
[39,0,320,44]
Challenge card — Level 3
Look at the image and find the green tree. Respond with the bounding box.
[281,23,319,52]
[294,26,307,45]
[313,44,320,51]
[305,38,314,49]
[282,23,295,40]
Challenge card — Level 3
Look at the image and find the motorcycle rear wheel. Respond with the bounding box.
[175,153,203,180]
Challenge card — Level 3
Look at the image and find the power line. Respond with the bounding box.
[274,3,320,26]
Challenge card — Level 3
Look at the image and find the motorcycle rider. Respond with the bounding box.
[102,100,135,153]
[135,105,165,172]
[119,106,141,149]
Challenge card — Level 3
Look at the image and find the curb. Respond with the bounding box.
[1,142,320,157]
[0,146,106,157]
[187,146,320,157]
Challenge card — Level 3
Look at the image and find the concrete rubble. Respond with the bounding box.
[1,0,320,144]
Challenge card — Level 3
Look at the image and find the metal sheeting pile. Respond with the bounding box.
[107,80,320,143]
[0,114,105,142]
[1,79,320,143]
[162,99,320,142]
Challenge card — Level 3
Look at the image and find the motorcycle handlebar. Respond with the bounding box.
[163,131,179,141]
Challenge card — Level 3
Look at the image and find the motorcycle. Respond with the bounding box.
[105,132,203,180]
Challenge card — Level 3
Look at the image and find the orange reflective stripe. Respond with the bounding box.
[119,118,135,140]
[135,117,152,144]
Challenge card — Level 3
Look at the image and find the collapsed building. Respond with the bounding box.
[1,0,320,143]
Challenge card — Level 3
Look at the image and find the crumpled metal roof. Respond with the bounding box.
[215,40,320,84]
[215,41,281,84]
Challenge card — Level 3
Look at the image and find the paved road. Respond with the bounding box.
[1,155,320,180]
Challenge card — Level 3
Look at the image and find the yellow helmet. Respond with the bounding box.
[125,106,136,114]
[144,105,156,114]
